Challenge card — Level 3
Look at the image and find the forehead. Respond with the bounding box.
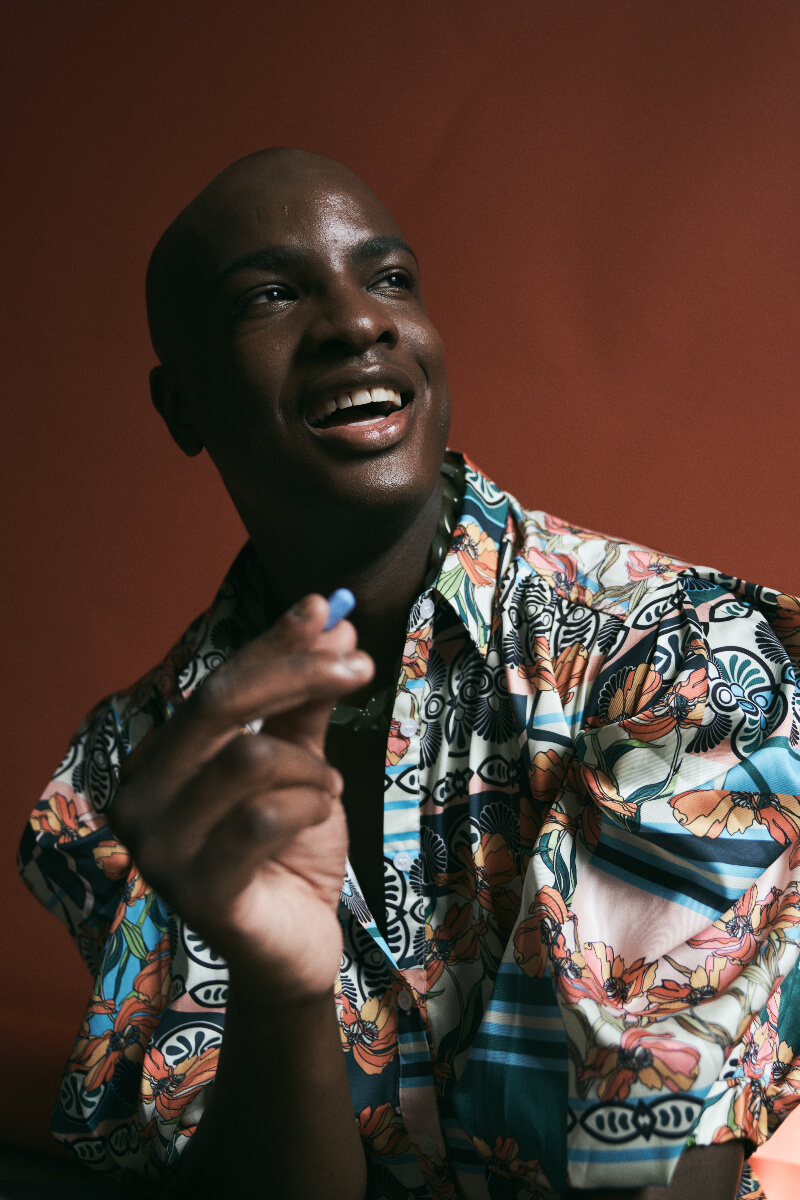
[186,161,404,278]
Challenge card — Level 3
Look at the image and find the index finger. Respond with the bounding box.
[246,589,357,733]
[136,598,370,786]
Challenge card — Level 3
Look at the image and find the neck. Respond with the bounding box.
[245,476,444,681]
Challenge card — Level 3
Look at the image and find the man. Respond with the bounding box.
[19,149,800,1200]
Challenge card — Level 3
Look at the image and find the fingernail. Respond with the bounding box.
[288,596,313,621]
[333,653,369,678]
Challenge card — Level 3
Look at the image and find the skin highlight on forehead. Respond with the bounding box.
[145,148,396,367]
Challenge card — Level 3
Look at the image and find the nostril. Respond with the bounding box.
[307,294,399,355]
[317,336,371,359]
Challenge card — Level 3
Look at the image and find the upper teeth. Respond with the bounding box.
[309,387,402,426]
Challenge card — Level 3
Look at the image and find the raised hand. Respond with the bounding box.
[109,593,374,1005]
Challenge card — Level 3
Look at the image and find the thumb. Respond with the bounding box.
[259,618,374,755]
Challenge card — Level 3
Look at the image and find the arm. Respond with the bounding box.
[179,989,365,1198]
[109,594,373,1197]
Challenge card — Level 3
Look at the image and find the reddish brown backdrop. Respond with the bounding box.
[3,0,799,1154]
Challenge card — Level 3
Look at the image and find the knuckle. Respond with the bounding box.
[248,733,280,767]
[263,615,305,649]
[190,671,231,720]
[310,789,336,828]
[306,788,333,825]
[324,765,343,795]
[230,797,284,842]
[310,754,334,786]
[223,733,278,777]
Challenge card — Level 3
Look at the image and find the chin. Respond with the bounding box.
[321,450,443,516]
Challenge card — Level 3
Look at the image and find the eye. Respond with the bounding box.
[370,269,413,291]
[233,282,294,315]
[246,284,292,305]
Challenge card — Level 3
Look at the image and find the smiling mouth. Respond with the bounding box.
[308,387,408,429]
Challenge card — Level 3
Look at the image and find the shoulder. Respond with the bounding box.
[467,459,800,673]
[459,456,689,618]
[507,500,691,619]
[506,499,800,660]
[453,458,799,650]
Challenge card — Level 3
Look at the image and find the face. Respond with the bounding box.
[156,153,450,532]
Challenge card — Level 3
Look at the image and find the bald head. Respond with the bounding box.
[143,144,449,537]
[145,148,394,368]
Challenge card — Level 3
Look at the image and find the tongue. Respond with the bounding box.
[318,402,395,429]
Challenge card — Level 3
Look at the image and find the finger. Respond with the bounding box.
[262,688,355,754]
[160,733,342,855]
[244,616,363,746]
[248,593,356,655]
[197,644,371,739]
[112,594,371,846]
[177,785,336,918]
[149,644,372,786]
[248,603,366,751]
[118,595,356,777]
[230,593,360,678]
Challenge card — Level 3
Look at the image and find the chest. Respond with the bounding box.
[326,725,390,942]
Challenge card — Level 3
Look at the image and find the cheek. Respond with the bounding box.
[417,321,448,384]
[400,317,449,408]
[228,338,286,406]
[194,342,288,440]
[419,326,450,426]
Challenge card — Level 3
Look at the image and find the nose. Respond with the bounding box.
[301,277,399,357]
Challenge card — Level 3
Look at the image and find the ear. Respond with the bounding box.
[149,366,204,457]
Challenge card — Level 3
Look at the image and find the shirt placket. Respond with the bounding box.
[383,605,455,1185]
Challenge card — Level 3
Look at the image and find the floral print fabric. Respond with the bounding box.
[19,454,800,1198]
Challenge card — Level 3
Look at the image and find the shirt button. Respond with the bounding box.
[399,718,418,738]
[396,988,413,1011]
[419,597,435,619]
[393,850,413,871]
[418,1136,439,1156]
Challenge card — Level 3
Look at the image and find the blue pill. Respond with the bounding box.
[324,588,356,630]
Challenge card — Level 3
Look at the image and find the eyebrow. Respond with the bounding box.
[350,236,418,265]
[213,235,418,289]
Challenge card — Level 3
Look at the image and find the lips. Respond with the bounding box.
[308,386,403,429]
[305,385,414,452]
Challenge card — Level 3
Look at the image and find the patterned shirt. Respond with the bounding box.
[18,454,800,1199]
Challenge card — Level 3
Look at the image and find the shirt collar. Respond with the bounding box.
[182,454,518,687]
[431,452,515,657]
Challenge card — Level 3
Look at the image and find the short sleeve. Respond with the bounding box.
[18,663,223,1182]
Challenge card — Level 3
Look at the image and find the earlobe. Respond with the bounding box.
[149,366,204,457]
